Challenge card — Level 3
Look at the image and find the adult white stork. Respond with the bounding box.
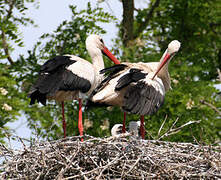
[28,34,120,140]
[88,40,181,139]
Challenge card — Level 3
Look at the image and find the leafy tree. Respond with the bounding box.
[0,0,36,141]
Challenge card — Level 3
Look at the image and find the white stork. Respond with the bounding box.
[28,34,120,141]
[88,40,181,139]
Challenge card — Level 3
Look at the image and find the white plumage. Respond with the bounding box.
[28,34,120,139]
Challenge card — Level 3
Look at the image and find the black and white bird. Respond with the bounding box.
[88,40,181,139]
[28,34,120,140]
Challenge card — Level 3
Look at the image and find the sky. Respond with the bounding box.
[13,0,122,59]
[5,0,221,149]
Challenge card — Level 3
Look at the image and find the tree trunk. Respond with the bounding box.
[121,0,134,47]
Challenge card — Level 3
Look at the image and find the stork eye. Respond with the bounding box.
[100,38,104,44]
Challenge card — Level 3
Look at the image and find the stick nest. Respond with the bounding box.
[1,134,221,179]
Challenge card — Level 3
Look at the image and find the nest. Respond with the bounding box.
[0,134,221,179]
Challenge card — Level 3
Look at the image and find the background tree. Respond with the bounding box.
[0,0,36,141]
[0,0,220,143]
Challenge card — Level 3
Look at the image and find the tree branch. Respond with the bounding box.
[217,68,221,82]
[0,0,16,65]
[200,100,221,116]
[1,31,14,65]
[135,0,160,37]
[6,0,15,20]
[158,120,201,140]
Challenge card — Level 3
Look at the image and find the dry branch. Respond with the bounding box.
[1,0,16,65]
[217,68,221,82]
[0,135,220,179]
[200,99,221,116]
[158,118,201,140]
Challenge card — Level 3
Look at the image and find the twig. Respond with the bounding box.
[158,120,201,140]
[200,100,221,116]
[170,117,180,130]
[18,137,28,151]
[56,141,81,180]
[126,154,142,174]
[1,0,16,65]
[158,115,168,137]
[217,68,221,82]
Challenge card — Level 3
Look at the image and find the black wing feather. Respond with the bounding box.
[40,56,75,73]
[90,64,128,98]
[122,81,164,115]
[100,64,127,74]
[28,55,91,105]
[115,68,147,91]
[60,71,91,93]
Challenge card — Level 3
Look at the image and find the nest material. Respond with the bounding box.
[0,134,221,179]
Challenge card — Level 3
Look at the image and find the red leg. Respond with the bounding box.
[61,101,66,138]
[73,100,75,136]
[78,99,83,142]
[122,112,126,133]
[140,115,145,139]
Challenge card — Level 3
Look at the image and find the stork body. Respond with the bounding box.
[89,40,181,139]
[91,62,167,112]
[28,35,120,140]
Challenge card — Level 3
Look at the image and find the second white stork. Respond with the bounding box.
[88,40,181,139]
[28,34,120,140]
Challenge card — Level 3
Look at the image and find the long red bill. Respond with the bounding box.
[102,46,121,65]
[151,53,171,80]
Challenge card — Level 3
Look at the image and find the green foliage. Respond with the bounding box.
[0,0,37,142]
[0,63,28,140]
[0,0,36,59]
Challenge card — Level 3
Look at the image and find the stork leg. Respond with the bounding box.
[140,115,145,139]
[61,101,66,138]
[78,99,83,142]
[122,112,126,133]
[73,100,75,136]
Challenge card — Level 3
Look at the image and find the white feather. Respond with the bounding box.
[142,72,165,96]
[92,69,130,102]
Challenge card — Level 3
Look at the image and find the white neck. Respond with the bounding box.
[87,46,105,72]
[157,48,171,91]
[91,53,105,72]
[158,49,170,72]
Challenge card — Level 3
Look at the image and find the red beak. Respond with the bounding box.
[102,46,121,65]
[151,53,171,80]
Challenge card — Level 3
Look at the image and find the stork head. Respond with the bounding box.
[86,34,120,64]
[86,34,104,50]
[167,40,181,55]
[111,124,123,136]
[152,40,181,80]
